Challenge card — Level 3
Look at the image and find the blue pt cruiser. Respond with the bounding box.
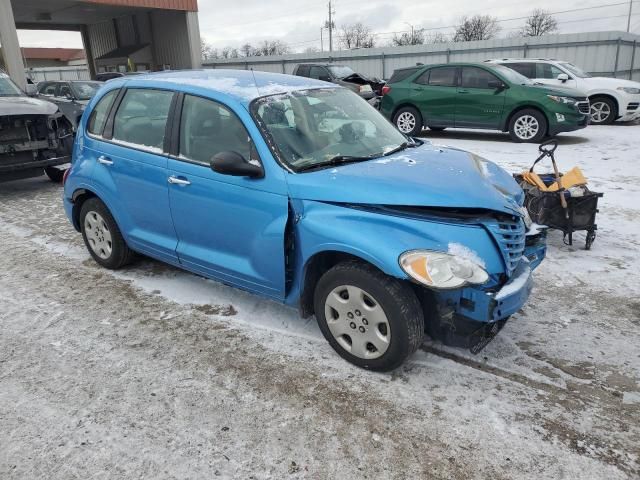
[63,70,547,371]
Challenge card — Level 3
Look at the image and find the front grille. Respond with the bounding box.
[484,217,526,277]
[576,101,590,114]
[627,103,639,111]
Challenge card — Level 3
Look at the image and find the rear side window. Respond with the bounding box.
[503,62,535,78]
[296,65,310,77]
[426,67,457,87]
[87,89,119,136]
[112,89,174,152]
[179,94,253,165]
[389,68,420,83]
[460,67,499,89]
[39,82,57,96]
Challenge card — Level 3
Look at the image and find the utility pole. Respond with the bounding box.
[320,27,324,52]
[327,0,335,52]
[627,0,633,32]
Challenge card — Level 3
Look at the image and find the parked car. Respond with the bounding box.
[0,71,73,183]
[293,63,384,100]
[380,62,590,142]
[37,80,103,130]
[489,58,640,125]
[63,70,547,370]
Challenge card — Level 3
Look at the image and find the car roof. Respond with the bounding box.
[108,69,335,105]
[486,58,559,63]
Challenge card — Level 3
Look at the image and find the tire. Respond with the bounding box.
[589,96,616,125]
[393,106,423,136]
[428,126,446,132]
[44,166,65,183]
[80,198,134,269]
[314,261,424,371]
[508,109,547,143]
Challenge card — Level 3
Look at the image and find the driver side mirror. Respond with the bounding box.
[487,80,507,90]
[557,73,569,82]
[25,84,37,96]
[210,151,264,179]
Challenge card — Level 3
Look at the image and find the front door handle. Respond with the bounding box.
[98,156,113,165]
[168,176,191,186]
[458,89,470,94]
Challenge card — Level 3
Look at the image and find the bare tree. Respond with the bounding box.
[200,39,218,61]
[220,47,239,59]
[427,32,449,44]
[303,46,320,54]
[254,40,290,56]
[454,15,500,42]
[392,28,425,46]
[520,9,558,37]
[240,43,255,57]
[340,22,375,49]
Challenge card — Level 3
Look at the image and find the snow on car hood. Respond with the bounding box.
[588,76,640,90]
[0,96,59,116]
[286,142,524,216]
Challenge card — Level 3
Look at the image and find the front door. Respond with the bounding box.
[455,66,507,129]
[88,87,178,263]
[411,66,458,127]
[167,94,289,299]
[533,62,578,89]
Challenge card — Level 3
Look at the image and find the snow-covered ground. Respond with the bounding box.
[1,123,639,479]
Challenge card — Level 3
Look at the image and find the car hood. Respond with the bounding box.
[589,76,640,89]
[0,96,59,116]
[527,83,586,97]
[286,142,524,216]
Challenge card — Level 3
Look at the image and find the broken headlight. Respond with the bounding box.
[399,250,489,289]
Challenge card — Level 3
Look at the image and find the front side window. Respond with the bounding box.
[71,81,102,100]
[427,67,457,87]
[536,63,567,80]
[179,94,253,165]
[59,83,73,98]
[559,62,591,78]
[87,89,119,136]
[112,89,173,152]
[460,67,500,89]
[296,65,310,77]
[309,66,330,80]
[327,65,355,79]
[253,88,408,172]
[38,82,57,96]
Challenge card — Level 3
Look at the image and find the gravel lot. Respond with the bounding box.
[1,124,639,479]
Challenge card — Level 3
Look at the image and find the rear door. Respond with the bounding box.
[166,94,289,299]
[411,66,458,127]
[88,87,179,262]
[456,66,507,129]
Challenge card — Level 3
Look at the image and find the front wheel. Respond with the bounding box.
[589,96,616,125]
[314,261,424,371]
[44,166,65,183]
[509,109,547,143]
[393,106,423,136]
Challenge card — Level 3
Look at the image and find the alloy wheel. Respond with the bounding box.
[514,115,540,141]
[84,211,113,260]
[590,101,611,124]
[396,112,416,134]
[324,285,391,359]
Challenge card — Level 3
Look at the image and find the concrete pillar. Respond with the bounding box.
[81,25,96,80]
[0,0,26,90]
[185,11,201,69]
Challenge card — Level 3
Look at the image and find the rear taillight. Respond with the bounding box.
[62,167,71,186]
[381,85,391,95]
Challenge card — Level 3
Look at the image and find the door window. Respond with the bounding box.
[503,63,536,78]
[309,66,329,80]
[178,95,254,165]
[39,82,58,96]
[426,67,457,87]
[536,63,568,79]
[296,65,310,77]
[112,89,173,152]
[460,67,500,89]
[59,83,73,98]
[87,89,119,136]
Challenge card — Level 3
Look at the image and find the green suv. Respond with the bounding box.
[380,62,590,142]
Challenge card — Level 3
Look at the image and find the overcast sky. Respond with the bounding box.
[16,0,640,52]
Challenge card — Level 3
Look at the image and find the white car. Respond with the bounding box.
[488,59,640,125]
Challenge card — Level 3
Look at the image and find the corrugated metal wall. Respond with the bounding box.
[205,31,640,81]
[86,20,118,59]
[150,10,194,69]
[27,66,91,81]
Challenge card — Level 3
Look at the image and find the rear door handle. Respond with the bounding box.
[168,176,191,186]
[98,156,113,165]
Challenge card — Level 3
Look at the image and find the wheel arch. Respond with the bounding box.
[70,187,98,231]
[391,102,422,121]
[588,93,619,118]
[503,105,550,135]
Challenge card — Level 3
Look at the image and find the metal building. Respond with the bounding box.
[0,0,202,89]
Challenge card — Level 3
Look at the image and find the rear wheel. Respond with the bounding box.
[314,261,424,371]
[393,106,423,136]
[509,109,547,143]
[44,166,65,183]
[80,198,134,269]
[589,96,616,125]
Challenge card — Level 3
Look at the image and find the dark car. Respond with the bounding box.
[293,64,383,100]
[0,72,72,183]
[37,80,103,131]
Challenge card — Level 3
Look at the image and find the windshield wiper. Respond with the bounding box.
[296,154,379,172]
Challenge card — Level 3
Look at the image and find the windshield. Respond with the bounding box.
[71,81,102,100]
[490,65,532,85]
[0,75,23,97]
[253,88,409,172]
[559,62,591,78]
[328,65,355,79]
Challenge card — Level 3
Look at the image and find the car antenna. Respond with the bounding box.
[251,68,261,96]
